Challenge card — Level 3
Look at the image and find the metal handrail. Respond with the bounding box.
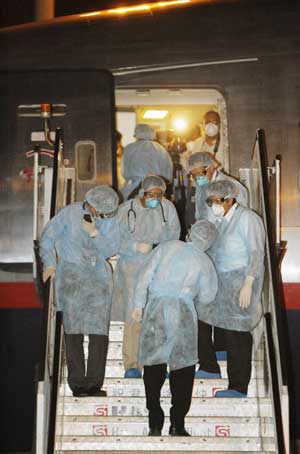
[50,127,63,219]
[36,277,51,382]
[257,130,288,386]
[33,239,48,306]
[34,126,62,383]
[255,129,289,453]
[33,127,65,454]
[264,313,285,453]
[47,311,64,454]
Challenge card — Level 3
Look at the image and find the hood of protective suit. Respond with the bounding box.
[134,124,155,141]
[85,186,119,213]
[191,220,218,252]
[138,175,167,198]
[187,151,214,172]
[207,179,239,200]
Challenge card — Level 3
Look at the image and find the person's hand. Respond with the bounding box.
[43,267,56,283]
[136,242,152,254]
[82,218,98,238]
[239,276,254,309]
[132,308,143,323]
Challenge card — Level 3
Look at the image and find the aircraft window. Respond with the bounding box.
[75,141,96,181]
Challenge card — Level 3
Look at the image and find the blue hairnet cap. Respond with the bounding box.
[85,186,119,212]
[191,220,218,252]
[207,179,239,199]
[187,152,214,171]
[134,123,155,140]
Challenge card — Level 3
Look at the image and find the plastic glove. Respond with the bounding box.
[42,267,56,283]
[136,242,152,254]
[132,308,143,323]
[239,276,254,309]
[82,218,98,238]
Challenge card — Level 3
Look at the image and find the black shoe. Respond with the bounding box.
[72,387,89,397]
[169,426,190,437]
[148,427,162,436]
[87,387,107,397]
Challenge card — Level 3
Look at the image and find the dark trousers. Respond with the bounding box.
[197,320,223,374]
[198,321,253,394]
[64,334,108,391]
[143,364,195,430]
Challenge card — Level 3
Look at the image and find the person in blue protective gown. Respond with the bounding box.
[113,175,180,378]
[131,220,218,436]
[121,124,173,201]
[197,180,265,397]
[186,151,249,227]
[40,186,120,397]
[186,151,249,374]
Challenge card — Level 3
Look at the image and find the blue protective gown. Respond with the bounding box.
[40,203,120,335]
[133,240,218,371]
[113,197,180,322]
[121,140,173,200]
[195,171,249,224]
[199,205,265,332]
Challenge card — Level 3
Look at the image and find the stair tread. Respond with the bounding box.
[56,435,276,451]
[59,435,274,441]
[59,396,271,403]
[61,363,265,380]
[56,451,275,454]
[57,415,272,423]
[57,397,273,418]
[59,381,269,398]
[56,415,274,437]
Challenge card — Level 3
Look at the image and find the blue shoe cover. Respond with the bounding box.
[124,368,142,378]
[195,369,221,379]
[215,389,247,398]
[216,351,227,361]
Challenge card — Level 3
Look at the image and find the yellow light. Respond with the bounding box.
[80,0,191,18]
[80,11,103,18]
[173,118,188,131]
[108,5,151,15]
[143,110,168,119]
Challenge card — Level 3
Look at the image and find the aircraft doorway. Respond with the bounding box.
[115,88,229,190]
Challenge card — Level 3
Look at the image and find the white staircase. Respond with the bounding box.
[55,322,276,453]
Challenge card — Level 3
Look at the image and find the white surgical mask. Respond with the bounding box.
[211,204,225,217]
[205,122,219,137]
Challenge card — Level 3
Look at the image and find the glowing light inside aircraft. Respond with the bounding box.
[173,118,188,131]
[80,0,191,18]
[143,110,169,119]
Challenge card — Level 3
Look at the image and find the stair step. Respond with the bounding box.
[56,452,275,454]
[74,343,265,362]
[59,378,269,399]
[92,330,266,357]
[57,397,272,418]
[55,435,275,452]
[62,360,264,379]
[56,415,274,437]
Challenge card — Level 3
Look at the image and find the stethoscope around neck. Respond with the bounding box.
[127,198,167,234]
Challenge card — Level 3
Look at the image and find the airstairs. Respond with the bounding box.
[34,129,289,454]
[53,322,276,454]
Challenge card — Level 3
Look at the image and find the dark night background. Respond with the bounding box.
[0,0,162,27]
